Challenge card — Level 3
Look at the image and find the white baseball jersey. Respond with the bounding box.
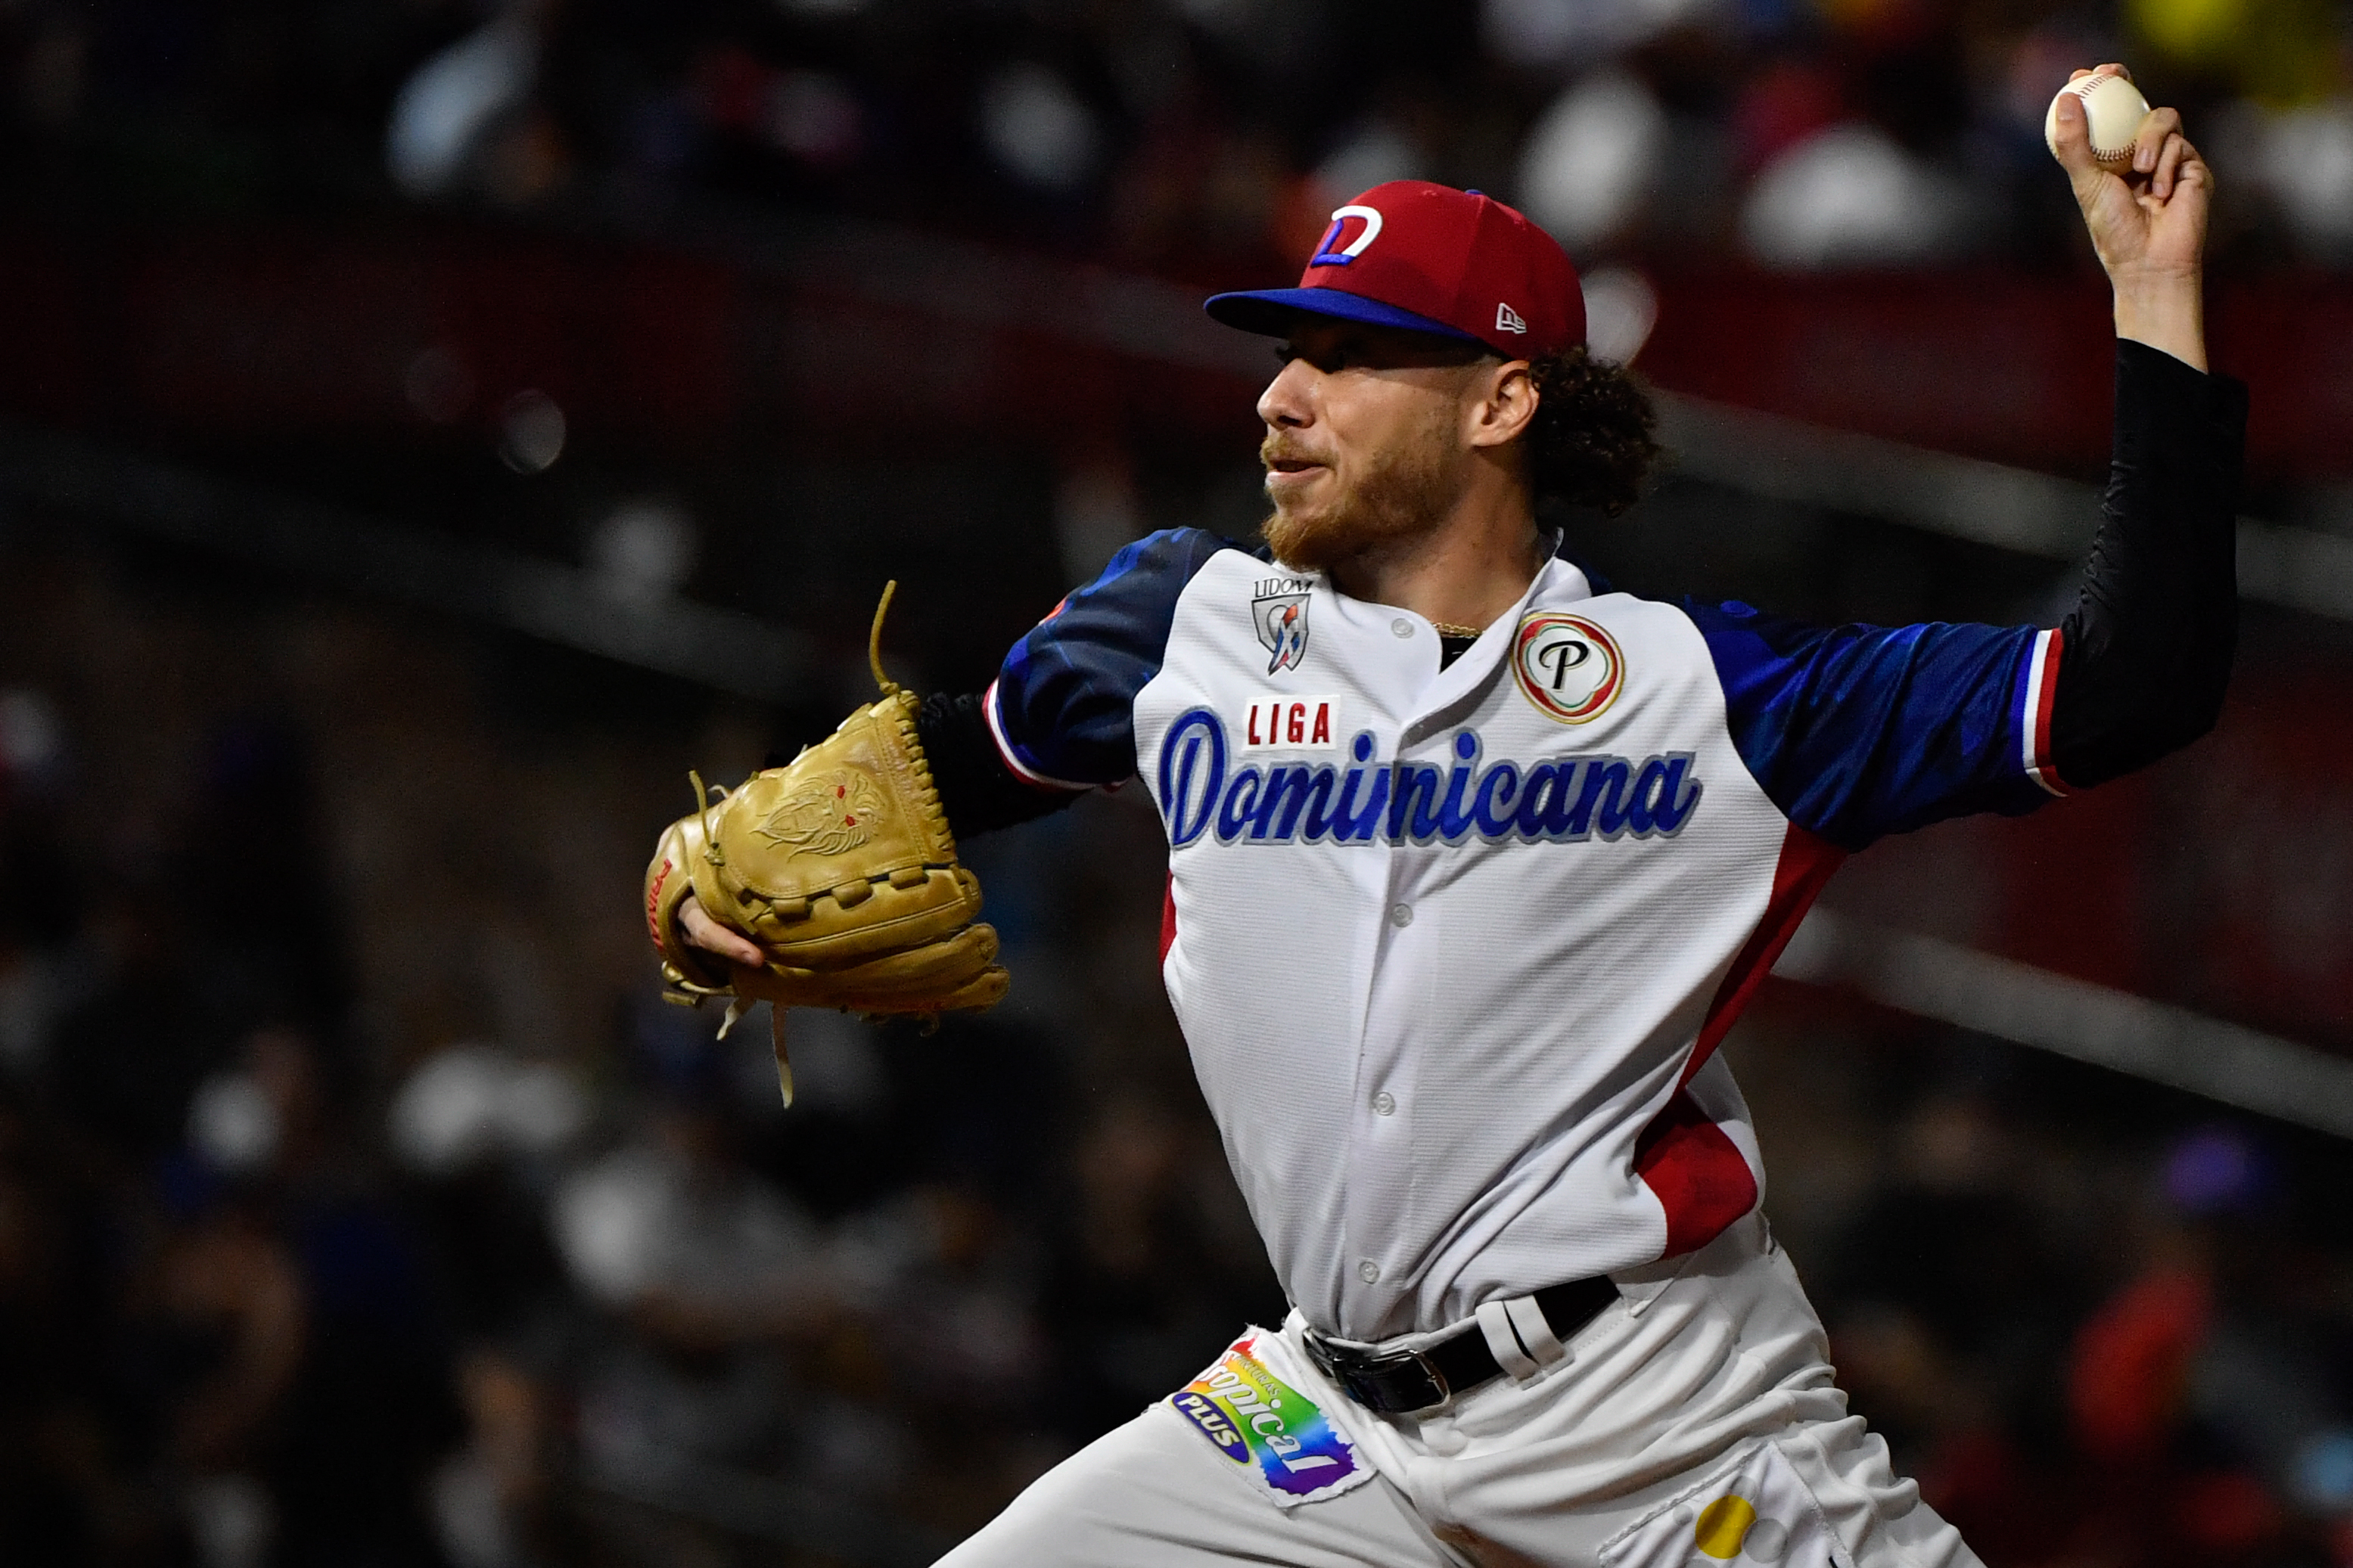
[986,531,2061,1343]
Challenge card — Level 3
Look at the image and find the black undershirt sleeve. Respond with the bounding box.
[2048,339,2250,790]
[915,691,1083,835]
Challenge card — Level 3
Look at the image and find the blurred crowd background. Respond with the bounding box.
[5,1,2353,1566]
[19,0,2353,271]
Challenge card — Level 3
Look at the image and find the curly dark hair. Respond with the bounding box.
[1522,347,1661,517]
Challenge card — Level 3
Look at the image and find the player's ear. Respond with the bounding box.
[1468,359,1538,449]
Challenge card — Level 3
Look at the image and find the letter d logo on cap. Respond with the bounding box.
[1308,205,1384,267]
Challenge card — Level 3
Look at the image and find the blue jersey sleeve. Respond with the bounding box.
[1683,599,2064,851]
[986,528,1236,789]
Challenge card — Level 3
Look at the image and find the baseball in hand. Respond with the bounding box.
[2046,72,2152,169]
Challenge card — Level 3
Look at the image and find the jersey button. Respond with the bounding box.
[1390,618,1414,638]
[1372,1091,1396,1116]
[1357,1259,1381,1284]
[1389,903,1413,928]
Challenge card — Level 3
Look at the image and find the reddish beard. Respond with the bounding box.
[1260,411,1467,573]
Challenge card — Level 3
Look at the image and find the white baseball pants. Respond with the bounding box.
[937,1214,1982,1568]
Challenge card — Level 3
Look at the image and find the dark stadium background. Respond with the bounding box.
[3,2,2353,1564]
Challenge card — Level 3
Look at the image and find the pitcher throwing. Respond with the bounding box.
[650,64,2241,1567]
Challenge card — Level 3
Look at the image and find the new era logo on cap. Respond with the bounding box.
[1204,181,1584,359]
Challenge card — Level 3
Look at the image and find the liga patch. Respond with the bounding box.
[1239,695,1341,751]
[1167,1334,1370,1507]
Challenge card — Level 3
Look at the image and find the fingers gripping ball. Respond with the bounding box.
[639,582,1010,1104]
[2047,73,2152,169]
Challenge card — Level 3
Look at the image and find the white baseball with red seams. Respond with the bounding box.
[2047,73,2152,168]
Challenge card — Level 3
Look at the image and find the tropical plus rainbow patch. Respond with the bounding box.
[1167,1334,1369,1508]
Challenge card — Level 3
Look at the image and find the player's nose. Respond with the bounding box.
[1257,355,1317,430]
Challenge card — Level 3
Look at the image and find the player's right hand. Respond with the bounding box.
[679,893,765,968]
[2052,64,2210,369]
[2051,65,2210,284]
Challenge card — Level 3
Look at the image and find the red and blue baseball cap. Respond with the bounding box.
[1207,181,1584,359]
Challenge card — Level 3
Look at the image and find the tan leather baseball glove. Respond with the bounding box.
[643,583,1009,1103]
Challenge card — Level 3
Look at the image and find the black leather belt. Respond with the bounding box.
[1302,1276,1618,1414]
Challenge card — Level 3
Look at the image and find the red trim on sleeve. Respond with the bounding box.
[983,678,1094,794]
[1158,874,1177,965]
[2032,626,2071,795]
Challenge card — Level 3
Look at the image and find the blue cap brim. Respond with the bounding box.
[1203,287,1488,348]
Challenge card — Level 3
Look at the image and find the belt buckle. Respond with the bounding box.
[1308,1334,1450,1414]
[1387,1347,1451,1411]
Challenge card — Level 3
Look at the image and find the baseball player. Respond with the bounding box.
[651,66,2240,1568]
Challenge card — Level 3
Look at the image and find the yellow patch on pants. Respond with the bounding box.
[1600,1442,1847,1568]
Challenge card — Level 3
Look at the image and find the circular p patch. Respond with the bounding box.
[1512,612,1623,724]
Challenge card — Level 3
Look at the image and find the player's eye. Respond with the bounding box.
[1278,340,1348,374]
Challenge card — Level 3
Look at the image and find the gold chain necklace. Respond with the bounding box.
[1431,620,1482,638]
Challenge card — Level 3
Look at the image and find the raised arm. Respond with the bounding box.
[1681,70,2243,851]
[2047,65,2246,787]
[2052,64,2208,371]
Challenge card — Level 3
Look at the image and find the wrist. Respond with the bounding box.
[2110,266,2206,371]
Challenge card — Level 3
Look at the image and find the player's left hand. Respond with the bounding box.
[2052,64,2211,285]
[680,893,764,967]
